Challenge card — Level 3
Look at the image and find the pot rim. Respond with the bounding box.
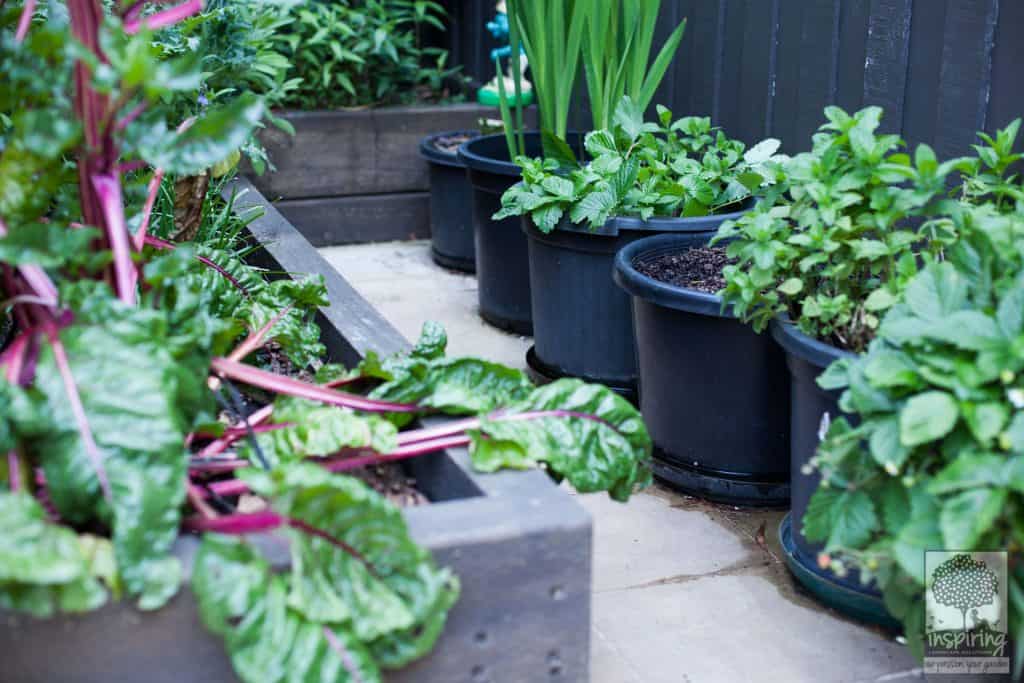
[613,232,733,319]
[768,317,857,370]
[457,131,586,177]
[420,129,480,168]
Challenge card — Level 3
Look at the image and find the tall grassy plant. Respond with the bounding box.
[496,0,586,159]
[582,0,686,131]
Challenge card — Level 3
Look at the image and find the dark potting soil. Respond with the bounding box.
[634,246,733,294]
[431,132,477,155]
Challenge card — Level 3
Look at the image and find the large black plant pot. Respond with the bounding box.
[458,133,583,335]
[420,130,479,272]
[457,133,539,334]
[525,208,748,399]
[770,320,899,629]
[613,233,790,506]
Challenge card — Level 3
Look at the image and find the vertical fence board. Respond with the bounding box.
[932,0,1000,159]
[987,0,1024,134]
[716,0,775,144]
[861,0,912,135]
[900,0,946,149]
[834,0,870,114]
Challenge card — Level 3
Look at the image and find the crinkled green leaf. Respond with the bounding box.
[469,379,652,501]
[0,492,109,617]
[803,488,878,551]
[240,464,459,650]
[239,398,399,467]
[27,318,199,609]
[193,535,381,683]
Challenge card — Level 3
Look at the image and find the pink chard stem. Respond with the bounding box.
[45,327,113,502]
[123,0,204,34]
[209,357,422,414]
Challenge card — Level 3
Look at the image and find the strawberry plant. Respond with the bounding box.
[494,96,784,231]
[802,202,1024,671]
[714,106,966,352]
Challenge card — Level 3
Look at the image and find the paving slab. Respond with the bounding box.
[319,239,923,683]
[320,241,531,368]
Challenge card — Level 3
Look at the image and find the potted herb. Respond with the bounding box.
[0,5,653,681]
[419,129,480,272]
[497,97,781,394]
[248,0,491,246]
[715,106,964,621]
[804,200,1024,670]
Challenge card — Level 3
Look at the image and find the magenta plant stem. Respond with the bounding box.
[210,357,422,414]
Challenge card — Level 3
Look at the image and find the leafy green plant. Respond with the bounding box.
[495,97,784,231]
[270,0,460,110]
[958,117,1024,211]
[803,202,1024,670]
[714,106,964,353]
[0,4,653,680]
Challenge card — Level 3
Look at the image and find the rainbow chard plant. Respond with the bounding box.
[0,3,652,680]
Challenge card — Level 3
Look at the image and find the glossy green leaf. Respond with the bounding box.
[469,379,652,501]
[240,464,459,648]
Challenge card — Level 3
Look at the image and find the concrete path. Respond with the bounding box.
[320,240,922,683]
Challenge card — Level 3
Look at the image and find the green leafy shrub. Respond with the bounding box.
[714,106,964,352]
[271,0,460,109]
[494,97,784,231]
[803,202,1024,664]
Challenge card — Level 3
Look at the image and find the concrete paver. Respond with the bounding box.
[320,239,922,683]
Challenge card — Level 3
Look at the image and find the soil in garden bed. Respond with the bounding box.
[211,344,429,508]
[430,132,477,155]
[635,246,733,294]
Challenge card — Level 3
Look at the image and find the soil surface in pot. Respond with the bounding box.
[209,343,429,508]
[431,132,476,155]
[634,246,733,294]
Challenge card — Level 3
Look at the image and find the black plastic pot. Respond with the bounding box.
[458,133,583,335]
[770,320,899,628]
[613,233,790,506]
[524,207,749,397]
[419,130,479,272]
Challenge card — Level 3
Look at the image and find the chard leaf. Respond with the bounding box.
[370,357,535,414]
[240,464,459,647]
[137,94,266,175]
[0,492,109,617]
[469,379,652,501]
[239,398,399,467]
[193,535,382,683]
[410,321,447,360]
[28,319,199,609]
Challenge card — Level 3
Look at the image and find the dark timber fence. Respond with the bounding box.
[441,0,1023,155]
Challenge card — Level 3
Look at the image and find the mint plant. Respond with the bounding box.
[494,96,784,231]
[802,203,1024,667]
[714,106,965,352]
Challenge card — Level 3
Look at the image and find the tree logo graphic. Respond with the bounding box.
[924,551,1009,675]
[931,553,999,633]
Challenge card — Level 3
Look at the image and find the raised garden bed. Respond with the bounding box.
[1,178,593,683]
[249,104,497,247]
